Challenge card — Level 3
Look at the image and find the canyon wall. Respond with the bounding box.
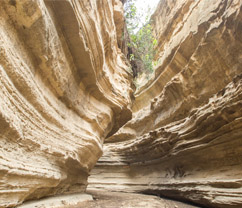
[89,0,242,207]
[1,0,242,207]
[0,0,133,207]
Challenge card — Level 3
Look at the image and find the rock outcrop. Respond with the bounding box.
[89,0,242,207]
[1,0,242,207]
[0,0,133,207]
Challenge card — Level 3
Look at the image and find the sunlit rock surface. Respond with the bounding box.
[1,0,242,207]
[0,0,133,207]
[89,0,242,207]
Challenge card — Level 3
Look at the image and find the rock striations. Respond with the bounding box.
[0,0,133,207]
[1,0,242,207]
[89,0,242,207]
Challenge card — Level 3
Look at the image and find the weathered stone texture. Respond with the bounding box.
[1,0,242,207]
[89,0,242,207]
[0,0,133,207]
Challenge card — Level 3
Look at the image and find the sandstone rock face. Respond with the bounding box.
[89,0,242,207]
[0,0,133,207]
[1,0,242,207]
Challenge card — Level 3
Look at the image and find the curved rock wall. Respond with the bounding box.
[0,0,133,207]
[89,0,242,207]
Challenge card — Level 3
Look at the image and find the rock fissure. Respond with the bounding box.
[0,0,242,207]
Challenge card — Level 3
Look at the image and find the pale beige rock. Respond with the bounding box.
[1,0,242,207]
[89,0,242,207]
[79,190,199,208]
[0,0,133,207]
[17,193,93,208]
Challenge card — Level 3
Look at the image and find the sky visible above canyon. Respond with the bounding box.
[133,0,160,31]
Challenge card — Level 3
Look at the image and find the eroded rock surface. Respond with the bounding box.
[89,0,242,207]
[1,0,242,207]
[76,190,199,208]
[0,0,133,207]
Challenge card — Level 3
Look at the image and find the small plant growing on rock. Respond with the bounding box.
[124,0,157,77]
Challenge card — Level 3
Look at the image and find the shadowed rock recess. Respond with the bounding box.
[0,0,241,208]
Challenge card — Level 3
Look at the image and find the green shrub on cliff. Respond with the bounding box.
[124,0,157,76]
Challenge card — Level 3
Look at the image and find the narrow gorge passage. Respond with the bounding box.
[0,0,242,208]
[88,0,242,207]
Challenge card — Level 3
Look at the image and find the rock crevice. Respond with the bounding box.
[89,0,242,207]
[0,0,242,208]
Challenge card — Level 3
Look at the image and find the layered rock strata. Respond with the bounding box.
[0,0,133,207]
[89,0,242,207]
